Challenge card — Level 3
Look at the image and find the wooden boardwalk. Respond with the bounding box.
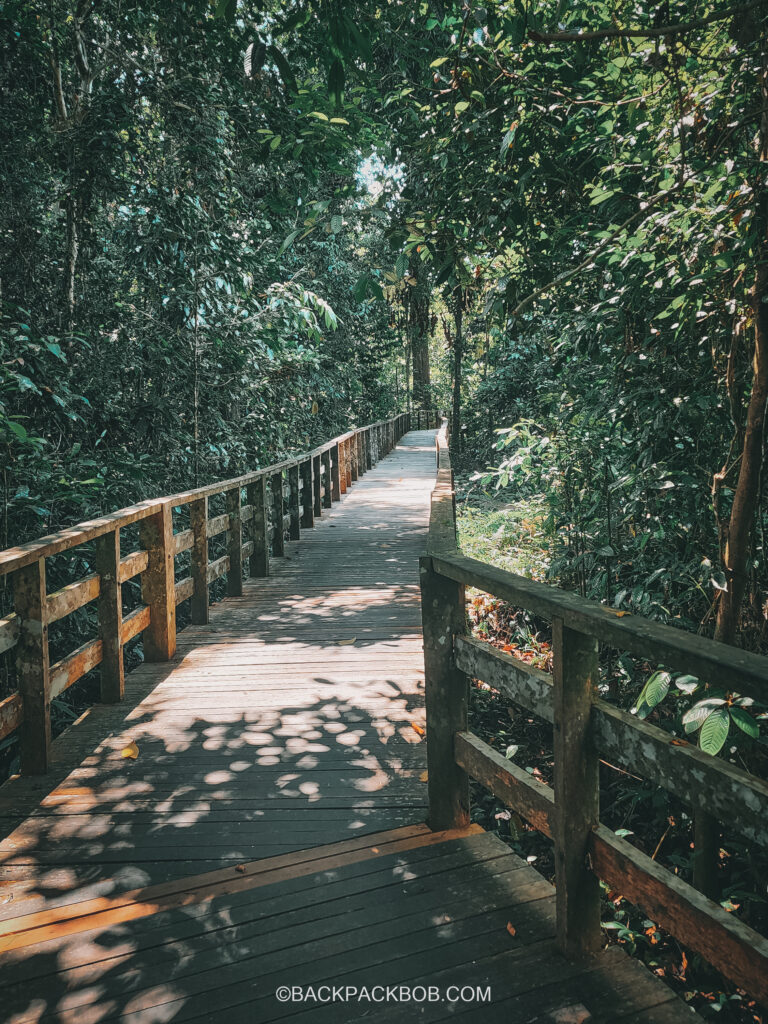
[0,430,697,1023]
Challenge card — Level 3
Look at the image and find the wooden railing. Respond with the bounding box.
[421,420,768,1003]
[0,411,435,776]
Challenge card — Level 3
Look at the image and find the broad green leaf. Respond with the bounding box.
[278,228,301,256]
[730,706,759,739]
[634,670,670,718]
[328,59,345,106]
[674,675,699,694]
[683,698,726,733]
[699,708,729,756]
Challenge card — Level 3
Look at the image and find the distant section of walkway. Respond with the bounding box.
[0,430,437,919]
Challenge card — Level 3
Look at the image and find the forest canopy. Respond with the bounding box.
[1,0,767,657]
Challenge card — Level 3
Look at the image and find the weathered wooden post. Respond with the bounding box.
[15,558,51,774]
[321,450,332,508]
[300,459,314,528]
[365,430,372,470]
[139,501,176,661]
[226,487,243,596]
[96,528,124,702]
[312,455,322,517]
[344,439,353,489]
[288,465,301,539]
[420,556,469,831]
[271,472,285,556]
[338,442,347,495]
[552,616,601,959]
[331,444,341,501]
[247,477,269,577]
[189,496,210,621]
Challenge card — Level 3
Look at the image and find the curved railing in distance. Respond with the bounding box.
[419,420,768,1004]
[0,410,441,776]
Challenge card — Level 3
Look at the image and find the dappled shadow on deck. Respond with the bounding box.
[0,431,436,921]
[0,429,699,1023]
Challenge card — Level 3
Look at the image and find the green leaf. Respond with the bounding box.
[7,421,28,441]
[435,260,454,287]
[267,44,297,93]
[500,127,516,161]
[43,340,66,361]
[328,59,345,106]
[278,228,301,256]
[634,670,670,718]
[699,707,729,756]
[214,0,236,20]
[683,697,726,733]
[330,214,343,233]
[269,135,282,150]
[308,111,329,121]
[674,674,699,694]
[430,56,450,68]
[730,706,759,739]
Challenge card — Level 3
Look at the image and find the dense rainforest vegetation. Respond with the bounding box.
[2,0,767,1017]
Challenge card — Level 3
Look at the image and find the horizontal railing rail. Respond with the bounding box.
[420,420,768,1004]
[0,409,441,776]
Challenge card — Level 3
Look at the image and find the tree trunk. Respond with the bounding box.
[451,290,463,461]
[696,54,768,899]
[714,264,768,643]
[409,262,431,410]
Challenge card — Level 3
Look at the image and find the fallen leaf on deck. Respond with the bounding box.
[506,922,517,937]
[121,742,139,760]
[411,722,425,737]
[419,770,429,782]
[337,638,356,646]
[235,864,247,874]
[550,1006,592,1024]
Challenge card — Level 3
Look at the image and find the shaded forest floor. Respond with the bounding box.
[455,476,767,1024]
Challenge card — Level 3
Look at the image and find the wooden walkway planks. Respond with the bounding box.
[0,828,696,1024]
[0,430,437,919]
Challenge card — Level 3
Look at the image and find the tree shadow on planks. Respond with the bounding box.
[0,671,427,918]
[0,819,562,1024]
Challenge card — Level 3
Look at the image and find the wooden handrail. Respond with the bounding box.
[0,411,423,774]
[420,422,768,1002]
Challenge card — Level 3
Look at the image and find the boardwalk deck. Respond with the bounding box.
[0,429,698,1022]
